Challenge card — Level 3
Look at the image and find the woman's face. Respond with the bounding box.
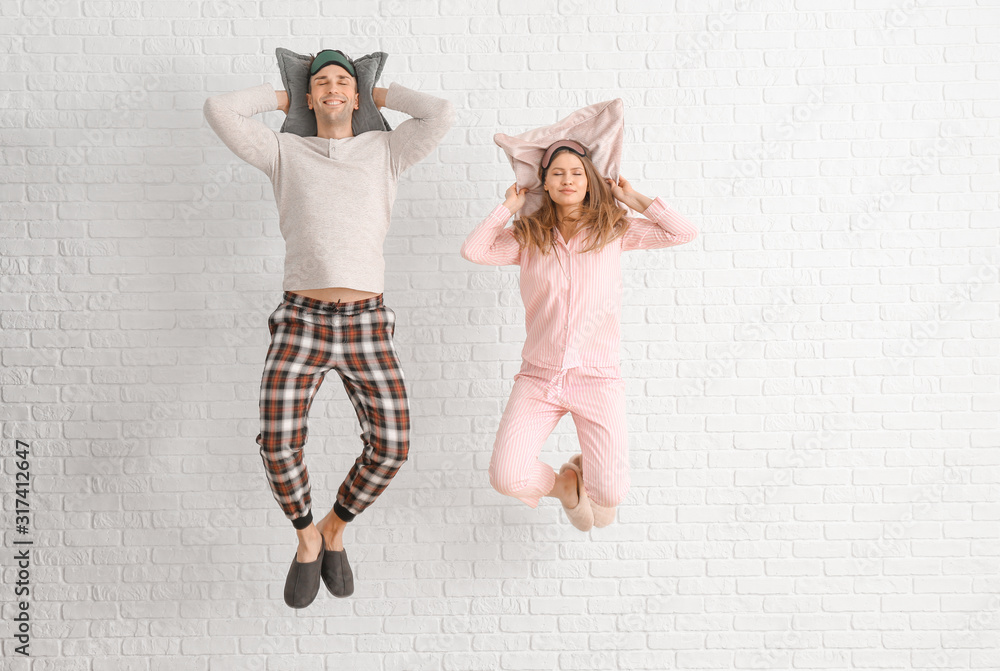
[543,152,588,209]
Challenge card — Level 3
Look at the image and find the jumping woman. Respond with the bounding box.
[460,139,698,530]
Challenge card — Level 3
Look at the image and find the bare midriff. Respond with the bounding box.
[290,287,380,303]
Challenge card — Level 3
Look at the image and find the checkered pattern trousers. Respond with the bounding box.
[255,291,410,529]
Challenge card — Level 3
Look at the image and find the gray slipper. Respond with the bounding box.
[321,547,355,598]
[283,543,325,609]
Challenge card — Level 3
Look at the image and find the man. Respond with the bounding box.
[203,49,454,608]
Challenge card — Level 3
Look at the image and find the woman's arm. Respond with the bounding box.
[610,177,698,251]
[460,184,527,266]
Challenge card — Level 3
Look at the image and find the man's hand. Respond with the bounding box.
[276,90,290,115]
[372,87,387,109]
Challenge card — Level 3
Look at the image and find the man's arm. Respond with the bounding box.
[379,82,455,175]
[203,83,281,179]
[275,90,290,114]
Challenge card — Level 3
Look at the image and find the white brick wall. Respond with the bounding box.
[2,0,999,669]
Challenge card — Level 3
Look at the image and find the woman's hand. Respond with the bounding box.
[606,176,653,212]
[503,183,529,215]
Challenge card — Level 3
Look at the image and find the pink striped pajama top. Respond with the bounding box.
[460,196,700,371]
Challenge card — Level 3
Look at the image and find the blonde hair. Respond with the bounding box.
[512,148,629,255]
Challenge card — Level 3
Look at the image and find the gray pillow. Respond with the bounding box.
[275,47,392,137]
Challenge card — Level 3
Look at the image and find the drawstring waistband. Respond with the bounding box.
[281,291,383,316]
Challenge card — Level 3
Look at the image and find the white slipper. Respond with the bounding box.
[591,501,617,528]
[558,454,594,531]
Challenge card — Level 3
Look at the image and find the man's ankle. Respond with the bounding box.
[293,525,323,561]
[295,523,321,544]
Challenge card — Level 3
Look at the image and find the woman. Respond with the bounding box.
[461,139,698,530]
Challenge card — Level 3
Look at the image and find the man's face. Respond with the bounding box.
[306,64,359,125]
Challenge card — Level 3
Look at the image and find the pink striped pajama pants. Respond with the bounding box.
[489,361,630,517]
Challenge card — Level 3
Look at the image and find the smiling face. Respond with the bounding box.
[306,64,359,126]
[542,151,589,210]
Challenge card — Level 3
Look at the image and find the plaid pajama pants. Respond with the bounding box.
[255,291,410,529]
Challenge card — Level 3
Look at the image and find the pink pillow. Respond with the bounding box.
[493,98,624,218]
